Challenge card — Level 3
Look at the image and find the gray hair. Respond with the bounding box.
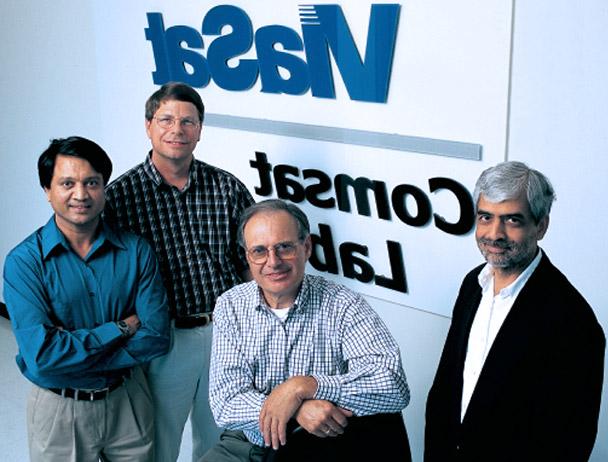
[238,199,310,248]
[473,161,556,223]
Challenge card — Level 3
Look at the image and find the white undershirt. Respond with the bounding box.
[270,306,291,322]
[460,250,543,421]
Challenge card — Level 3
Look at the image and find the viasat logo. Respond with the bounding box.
[146,4,401,103]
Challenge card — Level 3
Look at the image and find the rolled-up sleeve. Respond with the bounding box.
[312,295,410,415]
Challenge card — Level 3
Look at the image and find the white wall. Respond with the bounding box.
[1,1,606,460]
[508,2,608,459]
[0,1,101,263]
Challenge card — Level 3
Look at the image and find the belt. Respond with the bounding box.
[174,312,213,329]
[48,377,124,401]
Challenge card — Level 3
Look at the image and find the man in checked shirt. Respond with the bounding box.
[201,199,411,462]
[105,82,255,461]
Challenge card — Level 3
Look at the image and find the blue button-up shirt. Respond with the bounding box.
[3,217,170,390]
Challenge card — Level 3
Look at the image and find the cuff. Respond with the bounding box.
[92,322,124,345]
[311,374,341,403]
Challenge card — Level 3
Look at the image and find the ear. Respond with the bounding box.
[303,235,313,260]
[145,119,152,139]
[44,187,51,202]
[536,215,549,240]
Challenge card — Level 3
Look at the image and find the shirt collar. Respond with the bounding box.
[142,151,199,190]
[100,221,128,250]
[478,248,543,298]
[142,151,164,186]
[293,275,311,312]
[41,217,126,260]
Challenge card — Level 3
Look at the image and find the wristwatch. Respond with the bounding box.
[116,320,132,338]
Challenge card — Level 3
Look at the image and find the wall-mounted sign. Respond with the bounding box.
[90,0,513,315]
[146,4,401,102]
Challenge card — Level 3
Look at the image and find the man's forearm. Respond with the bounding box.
[259,376,318,449]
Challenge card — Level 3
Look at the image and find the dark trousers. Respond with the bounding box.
[264,412,411,462]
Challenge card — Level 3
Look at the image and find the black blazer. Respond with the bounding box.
[425,252,605,462]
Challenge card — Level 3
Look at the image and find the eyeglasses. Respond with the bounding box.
[153,116,200,130]
[246,242,300,264]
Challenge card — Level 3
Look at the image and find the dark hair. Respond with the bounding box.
[145,82,205,123]
[473,161,556,223]
[238,199,310,248]
[38,136,113,189]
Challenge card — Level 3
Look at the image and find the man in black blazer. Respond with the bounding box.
[425,161,605,461]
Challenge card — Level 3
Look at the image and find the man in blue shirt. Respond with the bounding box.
[3,136,170,462]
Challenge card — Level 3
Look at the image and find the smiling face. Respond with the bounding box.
[475,194,549,277]
[45,154,105,235]
[243,210,312,308]
[145,99,202,166]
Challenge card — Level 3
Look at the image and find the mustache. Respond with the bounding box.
[262,261,291,272]
[478,238,512,249]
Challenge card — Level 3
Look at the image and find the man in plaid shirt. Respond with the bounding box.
[105,82,254,461]
[201,199,411,462]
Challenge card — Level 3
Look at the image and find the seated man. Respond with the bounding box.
[201,199,411,462]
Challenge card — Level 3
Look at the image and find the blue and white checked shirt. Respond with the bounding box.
[209,274,410,446]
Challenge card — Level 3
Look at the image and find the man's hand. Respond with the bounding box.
[294,400,353,438]
[123,314,141,334]
[259,376,317,449]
